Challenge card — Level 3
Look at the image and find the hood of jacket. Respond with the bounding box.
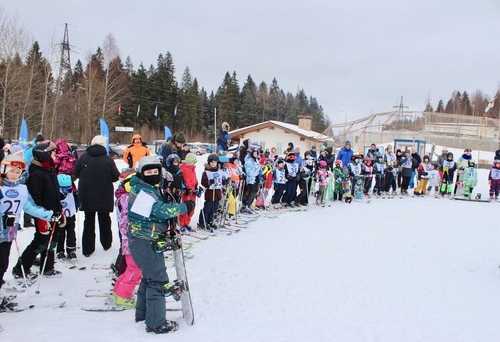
[86,144,108,157]
[131,134,143,144]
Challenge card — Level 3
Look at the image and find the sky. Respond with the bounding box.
[2,0,500,124]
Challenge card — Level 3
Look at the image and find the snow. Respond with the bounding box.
[2,157,500,341]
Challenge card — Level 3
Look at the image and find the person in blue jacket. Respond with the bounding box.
[336,141,353,170]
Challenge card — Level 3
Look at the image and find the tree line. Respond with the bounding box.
[424,89,500,118]
[0,8,330,144]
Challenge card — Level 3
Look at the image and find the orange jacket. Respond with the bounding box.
[123,134,150,168]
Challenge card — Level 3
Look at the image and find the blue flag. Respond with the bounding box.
[99,118,110,154]
[19,119,28,151]
[164,126,172,141]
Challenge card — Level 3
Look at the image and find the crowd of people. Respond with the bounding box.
[2,124,500,334]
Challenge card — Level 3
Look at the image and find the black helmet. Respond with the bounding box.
[446,152,453,158]
[33,141,56,162]
[207,154,219,163]
[423,155,430,161]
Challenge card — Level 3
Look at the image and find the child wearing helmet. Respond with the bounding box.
[440,152,457,197]
[463,159,478,198]
[454,149,473,196]
[362,157,374,197]
[488,160,500,200]
[55,174,78,261]
[271,158,287,208]
[348,154,362,196]
[282,151,299,208]
[426,163,441,198]
[315,160,329,206]
[178,153,200,232]
[332,160,347,201]
[414,156,431,196]
[0,154,57,297]
[373,155,386,197]
[198,154,223,229]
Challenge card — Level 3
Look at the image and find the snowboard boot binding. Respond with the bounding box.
[163,279,187,301]
[154,233,181,253]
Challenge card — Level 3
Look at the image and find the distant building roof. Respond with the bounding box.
[230,120,334,142]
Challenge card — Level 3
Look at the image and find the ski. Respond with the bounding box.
[2,276,38,292]
[172,239,195,326]
[91,264,111,270]
[221,225,241,232]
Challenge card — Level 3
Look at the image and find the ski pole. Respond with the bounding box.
[36,221,58,295]
[13,236,34,308]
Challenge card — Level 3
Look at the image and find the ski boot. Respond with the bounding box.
[475,193,481,200]
[146,320,179,334]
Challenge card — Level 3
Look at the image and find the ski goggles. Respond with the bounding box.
[60,186,72,195]
[2,160,27,171]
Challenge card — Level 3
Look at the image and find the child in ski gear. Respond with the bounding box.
[414,155,431,196]
[463,160,478,198]
[179,153,200,232]
[225,152,242,216]
[163,154,183,203]
[332,160,347,201]
[426,163,441,198]
[0,155,55,295]
[454,148,472,196]
[13,141,65,278]
[127,156,189,334]
[399,150,415,196]
[113,170,141,307]
[282,151,299,207]
[315,160,329,205]
[54,138,76,175]
[440,152,457,196]
[198,154,223,228]
[362,157,374,196]
[56,174,78,261]
[488,160,500,200]
[272,158,287,208]
[255,158,274,209]
[383,145,398,196]
[294,152,314,206]
[373,156,385,196]
[348,154,362,196]
[242,148,262,212]
[123,134,150,168]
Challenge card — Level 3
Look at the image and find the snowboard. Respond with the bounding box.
[452,196,491,203]
[172,234,195,326]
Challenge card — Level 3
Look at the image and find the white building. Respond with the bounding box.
[229,116,334,154]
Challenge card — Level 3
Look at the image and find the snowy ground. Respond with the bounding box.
[1,157,500,341]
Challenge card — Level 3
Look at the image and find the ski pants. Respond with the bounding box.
[15,221,59,274]
[373,174,384,194]
[384,171,397,192]
[316,185,326,203]
[401,177,411,192]
[129,236,169,329]
[57,215,76,255]
[489,179,500,197]
[363,177,373,194]
[179,193,196,228]
[272,183,286,204]
[199,200,219,225]
[294,179,308,205]
[82,211,112,257]
[244,182,260,207]
[409,170,416,188]
[113,254,142,299]
[282,179,297,204]
[414,178,428,195]
[0,241,12,289]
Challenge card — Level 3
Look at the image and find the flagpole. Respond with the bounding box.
[214,107,217,150]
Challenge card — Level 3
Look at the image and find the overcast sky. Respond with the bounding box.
[3,0,500,124]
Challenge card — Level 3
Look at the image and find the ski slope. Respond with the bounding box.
[1,159,499,342]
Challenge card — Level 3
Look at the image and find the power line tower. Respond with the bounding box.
[49,23,72,138]
[393,95,409,121]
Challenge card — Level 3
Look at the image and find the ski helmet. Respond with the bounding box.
[57,174,72,188]
[446,152,454,159]
[33,141,56,162]
[286,152,296,161]
[334,160,342,167]
[165,154,181,167]
[218,155,230,163]
[276,158,285,165]
[137,156,162,186]
[423,155,430,162]
[319,160,327,168]
[364,157,372,165]
[468,160,475,167]
[1,154,27,175]
[352,154,360,161]
[207,153,219,163]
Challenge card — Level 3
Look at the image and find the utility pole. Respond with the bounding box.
[393,96,409,122]
[49,23,72,139]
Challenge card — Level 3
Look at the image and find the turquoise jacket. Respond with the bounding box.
[127,175,187,241]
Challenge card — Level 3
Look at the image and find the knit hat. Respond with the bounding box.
[10,145,24,155]
[91,135,107,147]
[224,134,232,141]
[184,153,197,165]
[345,141,351,146]
[174,132,186,144]
[35,133,45,143]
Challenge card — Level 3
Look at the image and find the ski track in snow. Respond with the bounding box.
[1,158,500,341]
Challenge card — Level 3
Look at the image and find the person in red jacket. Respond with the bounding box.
[179,153,200,232]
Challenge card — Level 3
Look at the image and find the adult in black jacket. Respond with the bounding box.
[13,141,62,277]
[73,135,119,257]
[160,133,186,169]
[319,146,336,171]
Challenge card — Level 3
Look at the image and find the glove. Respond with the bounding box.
[75,201,82,210]
[3,214,15,227]
[443,167,448,172]
[194,186,204,198]
[240,173,246,181]
[184,200,195,215]
[37,220,52,235]
[50,212,62,223]
[186,188,193,195]
[286,175,292,180]
[295,175,300,181]
[209,179,215,185]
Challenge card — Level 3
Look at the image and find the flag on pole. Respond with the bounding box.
[137,104,141,117]
[174,105,178,117]
[153,104,158,118]
[19,118,28,151]
[99,118,110,154]
[117,104,122,116]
